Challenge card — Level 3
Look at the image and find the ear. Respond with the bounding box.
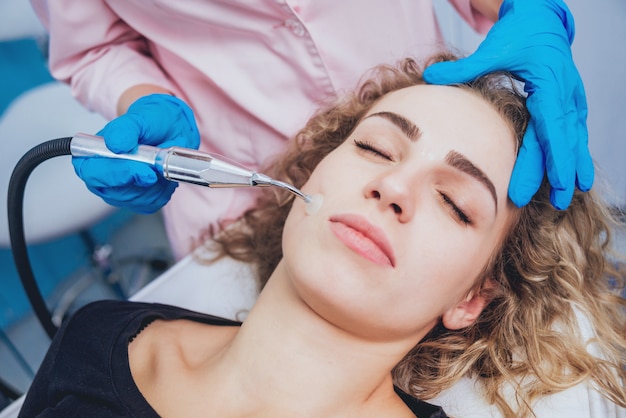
[441,280,495,330]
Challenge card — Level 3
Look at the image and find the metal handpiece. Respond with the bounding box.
[70,133,310,200]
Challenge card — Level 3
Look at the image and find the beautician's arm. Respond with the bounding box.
[469,0,503,22]
[116,84,174,116]
[29,0,199,214]
[29,0,177,121]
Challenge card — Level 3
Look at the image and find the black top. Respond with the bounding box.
[19,300,448,417]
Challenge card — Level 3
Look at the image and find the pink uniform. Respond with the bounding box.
[30,0,492,259]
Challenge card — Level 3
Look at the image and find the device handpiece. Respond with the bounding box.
[70,133,310,201]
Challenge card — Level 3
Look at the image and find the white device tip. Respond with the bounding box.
[305,194,324,215]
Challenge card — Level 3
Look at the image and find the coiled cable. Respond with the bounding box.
[7,137,72,339]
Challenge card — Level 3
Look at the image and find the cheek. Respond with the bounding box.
[301,149,351,191]
[282,149,357,263]
[397,226,496,306]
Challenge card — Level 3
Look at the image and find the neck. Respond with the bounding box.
[203,261,418,417]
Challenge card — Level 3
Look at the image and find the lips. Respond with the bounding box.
[329,214,396,268]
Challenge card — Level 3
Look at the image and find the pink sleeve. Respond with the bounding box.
[29,0,175,120]
[447,0,495,34]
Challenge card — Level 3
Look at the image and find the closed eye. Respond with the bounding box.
[354,139,393,161]
[439,192,471,225]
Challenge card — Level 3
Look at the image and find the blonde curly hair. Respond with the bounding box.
[200,53,626,417]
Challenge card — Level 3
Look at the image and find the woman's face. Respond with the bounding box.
[282,84,518,344]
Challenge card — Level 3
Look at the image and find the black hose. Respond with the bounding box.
[8,137,73,340]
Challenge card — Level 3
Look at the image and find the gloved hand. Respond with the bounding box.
[423,0,593,209]
[73,94,201,213]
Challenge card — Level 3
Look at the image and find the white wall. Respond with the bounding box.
[434,0,626,207]
[0,0,46,41]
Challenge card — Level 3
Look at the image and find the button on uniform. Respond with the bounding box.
[284,19,306,37]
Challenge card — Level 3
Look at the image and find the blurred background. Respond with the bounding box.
[0,0,175,408]
[1,0,624,412]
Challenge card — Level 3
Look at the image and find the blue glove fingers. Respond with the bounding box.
[508,120,545,207]
[549,181,575,210]
[575,138,594,193]
[423,55,500,86]
[573,86,594,192]
[548,77,576,210]
[127,94,201,149]
[526,85,576,188]
[96,115,143,154]
[91,178,178,214]
[76,157,177,213]
[520,51,587,210]
[73,158,158,188]
[526,95,575,210]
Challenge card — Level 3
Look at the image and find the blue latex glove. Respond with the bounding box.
[73,94,200,213]
[423,0,593,210]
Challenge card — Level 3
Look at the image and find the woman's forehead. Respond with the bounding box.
[369,84,487,115]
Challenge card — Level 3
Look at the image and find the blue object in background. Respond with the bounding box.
[0,37,141,330]
[0,209,135,330]
[0,37,65,330]
[0,38,53,115]
[0,36,171,334]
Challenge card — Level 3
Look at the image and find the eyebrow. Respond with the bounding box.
[365,111,421,141]
[445,151,498,212]
[365,111,498,212]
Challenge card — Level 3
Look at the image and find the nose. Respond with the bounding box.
[365,169,416,223]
